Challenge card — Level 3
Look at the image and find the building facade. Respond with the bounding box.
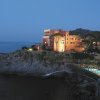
[43,29,84,52]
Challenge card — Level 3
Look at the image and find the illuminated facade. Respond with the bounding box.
[43,29,84,52]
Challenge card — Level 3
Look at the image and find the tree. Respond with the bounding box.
[41,44,46,50]
[22,46,28,50]
[31,45,35,49]
[31,45,38,50]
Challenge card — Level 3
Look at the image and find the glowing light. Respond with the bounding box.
[45,42,47,44]
[93,42,96,44]
[28,48,33,52]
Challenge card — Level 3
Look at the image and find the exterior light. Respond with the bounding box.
[45,41,47,44]
[93,42,96,44]
[37,46,39,50]
[28,48,33,52]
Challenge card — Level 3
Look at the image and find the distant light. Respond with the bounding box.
[28,48,33,52]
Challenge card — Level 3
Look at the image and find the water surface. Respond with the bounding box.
[0,41,34,53]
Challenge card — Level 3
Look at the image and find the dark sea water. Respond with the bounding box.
[0,41,34,53]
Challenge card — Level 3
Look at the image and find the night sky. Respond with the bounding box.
[0,0,100,42]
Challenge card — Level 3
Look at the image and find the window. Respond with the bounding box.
[61,42,64,44]
[70,42,75,44]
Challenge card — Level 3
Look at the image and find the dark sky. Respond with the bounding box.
[0,0,100,42]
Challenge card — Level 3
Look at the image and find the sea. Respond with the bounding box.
[0,41,35,53]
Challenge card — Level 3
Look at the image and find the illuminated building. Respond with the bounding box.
[43,29,85,52]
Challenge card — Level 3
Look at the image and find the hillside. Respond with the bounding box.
[70,28,100,41]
